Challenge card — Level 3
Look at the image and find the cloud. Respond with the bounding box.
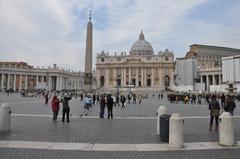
[0,0,239,71]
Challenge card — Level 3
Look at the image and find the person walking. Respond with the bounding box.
[107,94,114,119]
[224,95,236,116]
[208,94,220,131]
[138,95,142,104]
[116,95,120,106]
[133,94,136,104]
[61,94,72,122]
[81,95,92,116]
[121,95,126,108]
[45,92,49,104]
[220,93,225,109]
[127,94,131,104]
[51,95,60,122]
[99,94,106,118]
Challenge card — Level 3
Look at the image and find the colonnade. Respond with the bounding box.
[0,73,84,91]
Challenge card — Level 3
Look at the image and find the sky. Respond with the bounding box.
[0,0,240,72]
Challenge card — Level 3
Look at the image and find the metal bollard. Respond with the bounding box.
[219,112,234,146]
[0,103,11,132]
[169,113,184,149]
[157,106,167,135]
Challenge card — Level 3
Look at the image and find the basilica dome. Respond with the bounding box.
[130,31,154,56]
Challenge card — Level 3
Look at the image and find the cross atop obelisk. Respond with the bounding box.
[84,10,93,91]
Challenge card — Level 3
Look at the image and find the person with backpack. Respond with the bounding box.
[208,94,220,131]
[82,95,92,116]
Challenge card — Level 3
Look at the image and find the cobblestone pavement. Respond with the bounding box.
[1,93,240,117]
[0,116,240,143]
[1,148,240,159]
[1,94,240,159]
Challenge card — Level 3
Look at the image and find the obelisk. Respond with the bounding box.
[84,11,93,92]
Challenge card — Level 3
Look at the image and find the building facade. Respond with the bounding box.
[174,44,240,91]
[222,55,240,90]
[174,58,198,91]
[0,62,84,91]
[96,31,175,92]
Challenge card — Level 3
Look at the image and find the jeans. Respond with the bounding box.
[53,111,58,121]
[107,106,113,118]
[62,108,70,122]
[210,115,219,126]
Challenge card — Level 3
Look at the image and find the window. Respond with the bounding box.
[101,58,104,62]
[43,76,47,82]
[38,76,42,82]
[165,57,169,61]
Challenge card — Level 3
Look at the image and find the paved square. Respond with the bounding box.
[0,93,240,159]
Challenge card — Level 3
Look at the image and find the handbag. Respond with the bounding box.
[211,109,219,117]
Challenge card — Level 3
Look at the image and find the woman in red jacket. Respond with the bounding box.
[51,95,60,122]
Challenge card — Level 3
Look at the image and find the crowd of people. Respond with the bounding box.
[47,92,146,122]
[167,92,240,104]
[6,89,238,130]
[39,90,240,125]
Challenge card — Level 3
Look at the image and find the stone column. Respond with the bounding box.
[0,103,11,132]
[106,69,109,88]
[63,77,66,90]
[151,68,154,87]
[136,68,139,87]
[124,68,126,86]
[25,75,28,90]
[129,68,131,85]
[56,76,59,90]
[121,68,124,87]
[144,68,147,86]
[219,75,221,85]
[48,76,51,91]
[141,68,144,87]
[36,75,39,87]
[169,113,184,149]
[219,112,234,146]
[13,74,16,91]
[113,68,117,87]
[1,74,4,89]
[7,74,10,89]
[206,75,209,91]
[213,74,215,85]
[19,75,22,90]
[200,75,202,83]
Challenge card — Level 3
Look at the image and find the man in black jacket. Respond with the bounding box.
[224,95,236,116]
[107,94,114,119]
[209,94,220,131]
[61,94,72,122]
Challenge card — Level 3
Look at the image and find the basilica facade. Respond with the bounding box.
[96,31,175,91]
